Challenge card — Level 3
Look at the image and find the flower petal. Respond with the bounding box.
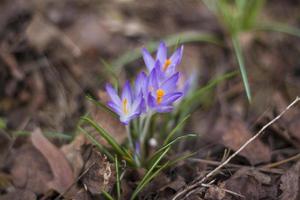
[107,101,122,115]
[142,48,155,71]
[156,41,167,63]
[121,81,133,105]
[135,71,148,97]
[170,45,183,66]
[155,105,173,113]
[106,84,121,105]
[161,92,182,105]
[161,72,180,92]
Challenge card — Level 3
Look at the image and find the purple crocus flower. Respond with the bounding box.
[147,65,183,112]
[142,41,184,78]
[106,81,144,125]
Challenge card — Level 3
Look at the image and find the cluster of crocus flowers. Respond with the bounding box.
[106,41,186,125]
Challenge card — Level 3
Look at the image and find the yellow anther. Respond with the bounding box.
[156,89,165,104]
[122,98,128,114]
[163,59,171,71]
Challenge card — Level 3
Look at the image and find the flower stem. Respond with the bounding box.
[140,112,153,156]
[126,125,134,151]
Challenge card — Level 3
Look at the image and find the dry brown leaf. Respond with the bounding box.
[0,189,36,200]
[81,148,115,195]
[61,134,85,178]
[224,168,277,200]
[204,183,226,200]
[279,160,300,200]
[10,144,52,194]
[31,129,74,194]
[218,118,271,165]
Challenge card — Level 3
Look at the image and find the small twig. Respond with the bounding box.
[172,96,300,200]
[189,158,284,174]
[260,153,300,169]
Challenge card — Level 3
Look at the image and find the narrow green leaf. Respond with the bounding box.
[180,70,238,113]
[254,22,300,38]
[130,147,170,200]
[163,115,191,145]
[85,95,118,118]
[81,116,134,165]
[114,155,121,200]
[167,152,196,168]
[102,191,115,200]
[79,126,114,161]
[148,134,196,167]
[232,35,252,102]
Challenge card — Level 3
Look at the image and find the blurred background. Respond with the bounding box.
[1,0,300,199]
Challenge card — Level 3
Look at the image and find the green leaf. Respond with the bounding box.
[0,118,6,129]
[253,22,300,38]
[180,70,238,113]
[79,126,114,161]
[130,147,170,200]
[148,134,196,167]
[114,155,121,200]
[102,191,115,200]
[85,95,118,118]
[81,116,134,165]
[232,35,252,102]
[163,115,191,145]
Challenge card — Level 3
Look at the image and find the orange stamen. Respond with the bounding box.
[156,89,165,104]
[122,98,128,114]
[163,59,171,71]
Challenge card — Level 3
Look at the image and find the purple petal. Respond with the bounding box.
[170,45,183,66]
[106,84,121,105]
[156,41,167,63]
[107,101,122,115]
[155,105,173,113]
[135,71,148,96]
[147,93,156,108]
[148,63,160,92]
[142,48,155,71]
[161,72,180,92]
[131,93,143,112]
[161,92,182,105]
[121,81,133,105]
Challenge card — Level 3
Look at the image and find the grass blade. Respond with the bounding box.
[180,70,238,113]
[254,22,300,38]
[85,95,118,118]
[114,155,121,200]
[81,116,134,165]
[102,191,115,200]
[130,147,170,200]
[148,134,196,167]
[79,126,114,161]
[163,115,191,145]
[232,35,251,102]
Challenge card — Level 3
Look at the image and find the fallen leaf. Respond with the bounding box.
[31,128,74,194]
[81,147,115,195]
[10,144,52,194]
[61,134,85,178]
[217,118,271,165]
[279,160,300,200]
[204,183,226,200]
[0,189,36,200]
[224,168,278,200]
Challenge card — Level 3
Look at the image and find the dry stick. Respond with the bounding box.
[172,96,300,200]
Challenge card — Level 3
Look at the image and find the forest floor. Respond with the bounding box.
[0,0,300,199]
